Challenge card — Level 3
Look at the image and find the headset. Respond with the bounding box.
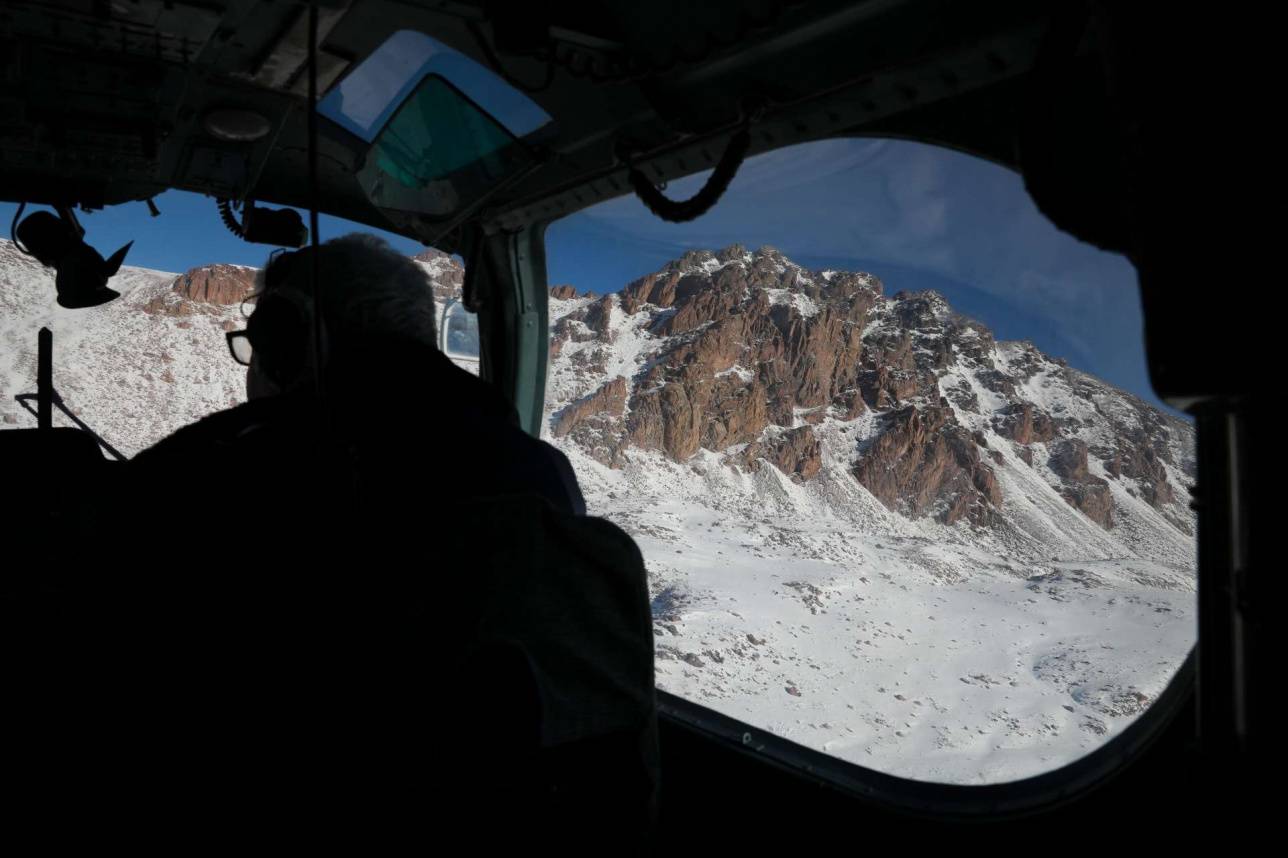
[242,246,328,393]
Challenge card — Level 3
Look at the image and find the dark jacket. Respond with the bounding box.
[14,341,656,848]
[133,340,586,516]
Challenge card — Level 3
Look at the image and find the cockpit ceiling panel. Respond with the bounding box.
[228,2,353,94]
[0,1,223,65]
[0,0,1063,240]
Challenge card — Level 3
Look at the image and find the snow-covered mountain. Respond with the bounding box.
[542,245,1195,784]
[0,237,1196,785]
[0,239,250,454]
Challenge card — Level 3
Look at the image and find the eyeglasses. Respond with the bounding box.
[226,283,316,367]
[226,330,253,366]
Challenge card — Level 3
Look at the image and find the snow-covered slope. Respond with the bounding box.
[0,240,245,455]
[543,245,1196,784]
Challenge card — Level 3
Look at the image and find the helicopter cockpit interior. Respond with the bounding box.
[0,0,1265,845]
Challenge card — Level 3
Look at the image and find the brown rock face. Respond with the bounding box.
[551,376,629,466]
[1098,441,1176,507]
[853,405,1001,526]
[582,294,616,337]
[993,402,1057,445]
[550,285,578,300]
[742,426,822,481]
[144,264,258,315]
[174,264,257,305]
[618,252,880,469]
[1048,439,1115,528]
[553,377,628,438]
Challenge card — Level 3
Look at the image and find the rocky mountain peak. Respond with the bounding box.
[546,245,1194,544]
[716,243,749,263]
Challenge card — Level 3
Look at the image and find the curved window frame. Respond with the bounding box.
[530,131,1199,811]
[657,651,1193,817]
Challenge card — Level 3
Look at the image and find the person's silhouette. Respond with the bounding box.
[103,234,657,845]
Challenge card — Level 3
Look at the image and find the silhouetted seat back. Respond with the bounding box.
[0,427,111,594]
[397,494,659,839]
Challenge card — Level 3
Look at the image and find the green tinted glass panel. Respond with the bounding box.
[373,75,517,188]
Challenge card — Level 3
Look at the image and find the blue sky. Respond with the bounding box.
[547,138,1168,411]
[2,137,1168,410]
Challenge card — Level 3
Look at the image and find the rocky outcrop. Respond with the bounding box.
[144,264,257,315]
[993,402,1057,445]
[853,405,1001,526]
[553,376,628,438]
[617,249,883,466]
[1048,439,1115,528]
[550,285,578,300]
[551,377,629,466]
[1092,426,1178,509]
[742,426,822,481]
[174,264,258,305]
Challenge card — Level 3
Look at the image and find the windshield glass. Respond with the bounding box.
[0,192,468,454]
[544,138,1197,785]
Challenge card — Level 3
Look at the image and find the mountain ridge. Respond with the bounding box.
[544,243,1193,565]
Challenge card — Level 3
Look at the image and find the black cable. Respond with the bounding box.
[216,198,246,238]
[627,128,751,223]
[10,202,32,255]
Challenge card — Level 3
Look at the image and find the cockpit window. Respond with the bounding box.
[319,30,552,224]
[543,138,1197,785]
[0,193,467,453]
[319,30,552,142]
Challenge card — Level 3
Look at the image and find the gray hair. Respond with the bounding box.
[257,233,437,349]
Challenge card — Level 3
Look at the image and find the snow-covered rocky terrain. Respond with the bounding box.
[0,237,1196,785]
[0,239,247,454]
[543,245,1196,785]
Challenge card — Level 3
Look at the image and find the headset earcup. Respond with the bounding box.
[248,296,309,388]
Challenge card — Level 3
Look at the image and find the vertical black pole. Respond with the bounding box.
[307,2,323,401]
[1194,403,1249,755]
[37,327,52,430]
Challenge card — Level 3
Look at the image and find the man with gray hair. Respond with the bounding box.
[114,233,656,846]
[156,232,584,513]
[237,233,441,400]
